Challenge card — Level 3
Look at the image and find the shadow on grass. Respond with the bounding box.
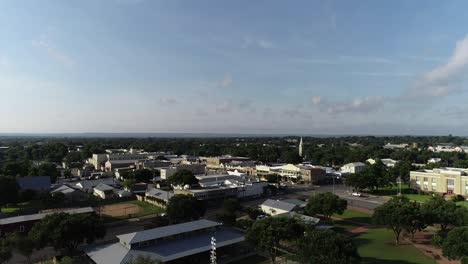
[360,257,426,264]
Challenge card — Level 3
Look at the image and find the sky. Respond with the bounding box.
[1,0,468,135]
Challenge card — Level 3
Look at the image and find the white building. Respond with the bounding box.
[428,158,442,164]
[366,158,398,168]
[341,162,366,174]
[260,199,299,216]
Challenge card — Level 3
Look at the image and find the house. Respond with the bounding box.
[74,178,120,193]
[0,207,94,236]
[340,162,366,174]
[274,212,320,225]
[260,199,299,216]
[85,219,245,263]
[366,158,398,168]
[93,184,116,199]
[50,184,88,201]
[428,158,442,164]
[383,143,408,150]
[145,188,174,208]
[16,176,51,192]
[127,183,148,195]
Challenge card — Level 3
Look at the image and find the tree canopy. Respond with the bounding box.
[166,194,205,224]
[305,192,347,220]
[166,170,199,187]
[421,196,468,231]
[442,227,468,260]
[29,213,106,255]
[297,229,360,264]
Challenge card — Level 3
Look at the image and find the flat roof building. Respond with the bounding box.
[85,219,245,263]
[410,167,468,196]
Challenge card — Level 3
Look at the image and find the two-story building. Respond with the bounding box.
[410,167,468,197]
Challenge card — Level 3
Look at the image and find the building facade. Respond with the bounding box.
[410,168,468,196]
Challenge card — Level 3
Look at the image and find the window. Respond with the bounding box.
[432,182,437,191]
[415,176,420,187]
[465,182,468,195]
[19,225,25,232]
[447,179,455,190]
[423,177,428,190]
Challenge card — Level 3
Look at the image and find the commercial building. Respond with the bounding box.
[410,167,468,196]
[145,188,174,208]
[85,219,245,263]
[205,156,251,169]
[160,164,206,180]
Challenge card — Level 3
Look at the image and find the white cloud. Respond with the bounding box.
[242,37,275,49]
[32,34,75,67]
[403,34,468,100]
[312,96,384,115]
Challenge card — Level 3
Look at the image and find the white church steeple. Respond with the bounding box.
[299,137,303,157]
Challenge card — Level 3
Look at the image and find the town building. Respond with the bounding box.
[144,188,174,208]
[205,156,251,169]
[410,167,468,196]
[383,143,408,150]
[428,158,442,164]
[340,162,366,174]
[85,219,245,263]
[160,164,206,180]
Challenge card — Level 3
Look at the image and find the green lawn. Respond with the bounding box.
[399,194,432,203]
[356,228,436,264]
[333,209,373,225]
[1,200,44,214]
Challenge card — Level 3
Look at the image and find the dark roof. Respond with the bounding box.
[0,207,94,225]
[16,176,51,191]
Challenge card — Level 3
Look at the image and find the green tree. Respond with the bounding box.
[280,151,302,164]
[122,178,136,190]
[246,217,305,263]
[373,196,419,245]
[297,229,360,264]
[266,174,280,183]
[166,195,205,224]
[166,170,198,186]
[442,227,468,260]
[133,169,154,182]
[421,196,468,231]
[305,192,347,220]
[0,238,12,264]
[29,213,106,255]
[0,177,19,210]
[7,233,34,264]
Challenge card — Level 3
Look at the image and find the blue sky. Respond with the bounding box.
[1,0,468,135]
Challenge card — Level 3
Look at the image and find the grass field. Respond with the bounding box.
[356,228,436,264]
[456,201,468,208]
[1,200,44,214]
[334,209,373,224]
[100,200,164,222]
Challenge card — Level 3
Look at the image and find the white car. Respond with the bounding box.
[351,192,362,197]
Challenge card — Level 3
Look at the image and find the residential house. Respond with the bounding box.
[260,199,299,216]
[145,188,174,208]
[93,183,116,199]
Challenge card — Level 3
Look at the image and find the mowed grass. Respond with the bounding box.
[371,184,435,203]
[1,200,44,214]
[334,209,373,224]
[356,228,436,264]
[457,201,468,208]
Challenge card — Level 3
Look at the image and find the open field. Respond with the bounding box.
[334,209,373,224]
[99,200,164,222]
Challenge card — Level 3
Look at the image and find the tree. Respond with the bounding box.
[280,151,302,164]
[166,195,205,224]
[29,213,106,255]
[373,196,419,245]
[0,177,19,209]
[122,178,136,190]
[166,170,198,187]
[125,255,161,264]
[266,174,280,183]
[223,198,241,213]
[7,233,34,264]
[344,173,367,192]
[0,238,12,264]
[133,169,154,182]
[305,192,347,220]
[403,201,426,239]
[421,196,468,231]
[29,163,60,183]
[442,227,468,260]
[297,229,360,264]
[246,217,305,263]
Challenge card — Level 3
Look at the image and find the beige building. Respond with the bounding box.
[410,167,468,196]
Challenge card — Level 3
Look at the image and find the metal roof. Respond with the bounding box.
[261,199,298,212]
[16,176,51,191]
[0,207,94,225]
[117,219,221,245]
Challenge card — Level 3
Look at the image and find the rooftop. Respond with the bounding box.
[0,207,94,225]
[261,199,298,212]
[117,219,221,245]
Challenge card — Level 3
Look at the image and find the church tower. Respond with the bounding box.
[299,137,303,157]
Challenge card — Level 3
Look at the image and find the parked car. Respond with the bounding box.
[351,192,362,197]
